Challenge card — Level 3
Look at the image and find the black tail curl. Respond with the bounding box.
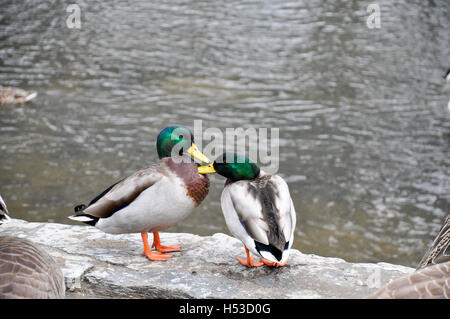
[74,204,86,213]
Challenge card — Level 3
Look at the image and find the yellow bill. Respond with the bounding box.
[198,163,216,174]
[187,143,211,164]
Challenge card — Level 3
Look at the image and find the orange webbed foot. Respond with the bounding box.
[237,245,263,267]
[141,232,173,261]
[261,258,288,267]
[142,249,172,261]
[152,231,181,253]
[153,243,182,253]
[237,256,264,267]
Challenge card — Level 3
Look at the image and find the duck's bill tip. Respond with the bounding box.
[187,143,211,163]
[198,163,216,174]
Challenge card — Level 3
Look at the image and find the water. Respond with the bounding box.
[0,0,449,267]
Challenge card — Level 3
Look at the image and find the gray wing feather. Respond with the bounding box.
[80,162,165,219]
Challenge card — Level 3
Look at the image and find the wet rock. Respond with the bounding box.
[0,219,414,298]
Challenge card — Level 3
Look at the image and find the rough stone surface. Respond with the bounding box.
[0,219,414,298]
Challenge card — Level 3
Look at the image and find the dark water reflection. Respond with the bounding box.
[0,0,449,267]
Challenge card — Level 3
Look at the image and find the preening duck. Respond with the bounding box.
[69,126,211,261]
[198,153,297,267]
[0,195,65,299]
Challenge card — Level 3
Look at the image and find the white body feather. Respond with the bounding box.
[220,171,296,264]
[95,173,196,234]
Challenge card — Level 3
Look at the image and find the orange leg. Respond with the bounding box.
[237,245,263,267]
[151,231,181,253]
[141,232,172,261]
[261,258,288,267]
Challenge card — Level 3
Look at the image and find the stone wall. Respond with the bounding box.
[0,219,414,298]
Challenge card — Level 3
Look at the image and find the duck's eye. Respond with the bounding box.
[178,135,184,139]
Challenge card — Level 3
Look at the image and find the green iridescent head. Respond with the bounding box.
[198,153,260,181]
[156,126,210,163]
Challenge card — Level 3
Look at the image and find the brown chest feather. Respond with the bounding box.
[166,157,210,206]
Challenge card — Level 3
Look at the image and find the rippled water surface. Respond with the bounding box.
[1,0,449,267]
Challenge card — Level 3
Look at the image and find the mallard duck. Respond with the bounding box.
[69,126,211,261]
[367,214,449,299]
[198,153,297,267]
[0,85,37,105]
[0,195,65,299]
